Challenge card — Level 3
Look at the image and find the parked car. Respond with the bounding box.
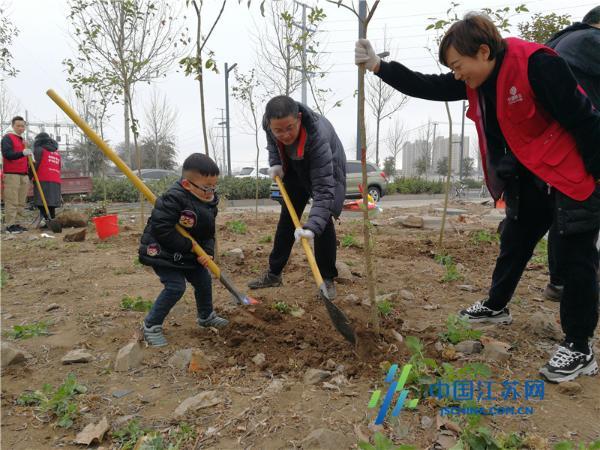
[270,160,388,203]
[234,167,269,179]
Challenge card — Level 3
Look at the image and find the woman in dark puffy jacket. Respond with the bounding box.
[29,132,61,228]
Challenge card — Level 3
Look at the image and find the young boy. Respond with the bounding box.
[139,153,228,347]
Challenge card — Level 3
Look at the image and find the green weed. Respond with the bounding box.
[226,220,247,234]
[258,234,273,244]
[120,295,153,312]
[111,419,149,450]
[134,257,143,267]
[16,373,86,428]
[0,267,8,288]
[273,301,291,314]
[358,432,416,450]
[440,315,482,344]
[341,234,359,248]
[471,229,499,244]
[434,254,463,282]
[96,242,112,249]
[531,238,548,265]
[377,299,394,317]
[6,321,50,339]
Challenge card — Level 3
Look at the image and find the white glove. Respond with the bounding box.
[355,39,380,72]
[22,148,33,157]
[268,164,284,180]
[294,228,314,243]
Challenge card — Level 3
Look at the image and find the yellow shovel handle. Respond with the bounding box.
[274,175,324,287]
[27,156,51,217]
[46,89,221,277]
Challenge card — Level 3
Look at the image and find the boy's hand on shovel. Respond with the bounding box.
[197,254,213,268]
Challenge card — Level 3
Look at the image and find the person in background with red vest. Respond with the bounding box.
[1,115,32,233]
[29,132,61,228]
[543,6,600,302]
[356,13,600,383]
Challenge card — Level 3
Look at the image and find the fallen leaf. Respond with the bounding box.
[75,417,109,445]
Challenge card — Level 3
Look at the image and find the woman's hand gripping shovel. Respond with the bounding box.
[274,176,356,344]
[46,89,258,307]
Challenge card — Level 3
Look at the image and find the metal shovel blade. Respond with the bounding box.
[319,284,356,345]
[47,219,62,233]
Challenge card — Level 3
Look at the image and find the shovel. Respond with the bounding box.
[46,89,258,307]
[27,156,62,233]
[274,176,356,344]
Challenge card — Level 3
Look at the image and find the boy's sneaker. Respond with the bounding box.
[543,283,563,302]
[459,300,513,324]
[142,323,168,347]
[539,341,598,383]
[247,272,282,289]
[15,224,28,232]
[198,311,229,329]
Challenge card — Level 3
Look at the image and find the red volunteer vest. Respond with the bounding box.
[466,37,595,201]
[37,149,62,183]
[2,134,28,174]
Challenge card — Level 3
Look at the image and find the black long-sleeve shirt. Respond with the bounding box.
[376,49,600,179]
[1,134,26,160]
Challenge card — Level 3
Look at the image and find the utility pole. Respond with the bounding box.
[224,62,237,177]
[356,0,367,160]
[431,121,438,176]
[459,100,466,180]
[293,2,316,106]
[217,108,227,173]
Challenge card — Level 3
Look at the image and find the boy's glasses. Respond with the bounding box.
[186,179,217,194]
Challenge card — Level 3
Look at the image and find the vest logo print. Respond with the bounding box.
[507,85,523,105]
[367,364,419,425]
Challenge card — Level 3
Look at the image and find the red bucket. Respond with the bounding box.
[93,214,119,240]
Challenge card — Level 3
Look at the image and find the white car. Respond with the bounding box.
[234,167,269,179]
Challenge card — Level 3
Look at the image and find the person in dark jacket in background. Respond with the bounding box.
[356,13,600,382]
[247,96,347,299]
[544,6,600,301]
[1,116,32,233]
[139,153,228,347]
[29,132,62,228]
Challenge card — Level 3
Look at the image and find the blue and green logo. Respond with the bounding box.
[367,364,419,425]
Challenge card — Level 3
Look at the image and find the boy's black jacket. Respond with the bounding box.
[139,180,218,270]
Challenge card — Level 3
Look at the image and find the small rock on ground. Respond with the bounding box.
[61,349,94,364]
[1,342,26,368]
[114,342,144,372]
[557,381,582,396]
[455,340,483,355]
[304,368,332,385]
[301,428,353,450]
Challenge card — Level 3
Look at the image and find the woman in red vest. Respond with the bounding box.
[356,13,600,383]
[29,132,61,227]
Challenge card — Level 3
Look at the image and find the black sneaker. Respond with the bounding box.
[543,283,563,302]
[539,341,598,383]
[459,300,513,324]
[5,225,24,234]
[247,272,282,289]
[15,224,28,232]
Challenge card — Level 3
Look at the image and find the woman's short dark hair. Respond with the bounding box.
[264,95,299,121]
[439,13,505,67]
[182,153,220,177]
[582,6,600,25]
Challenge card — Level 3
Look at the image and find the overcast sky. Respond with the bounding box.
[2,0,596,171]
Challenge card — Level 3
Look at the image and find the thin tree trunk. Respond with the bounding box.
[438,101,453,249]
[359,64,378,333]
[124,93,132,168]
[125,85,144,227]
